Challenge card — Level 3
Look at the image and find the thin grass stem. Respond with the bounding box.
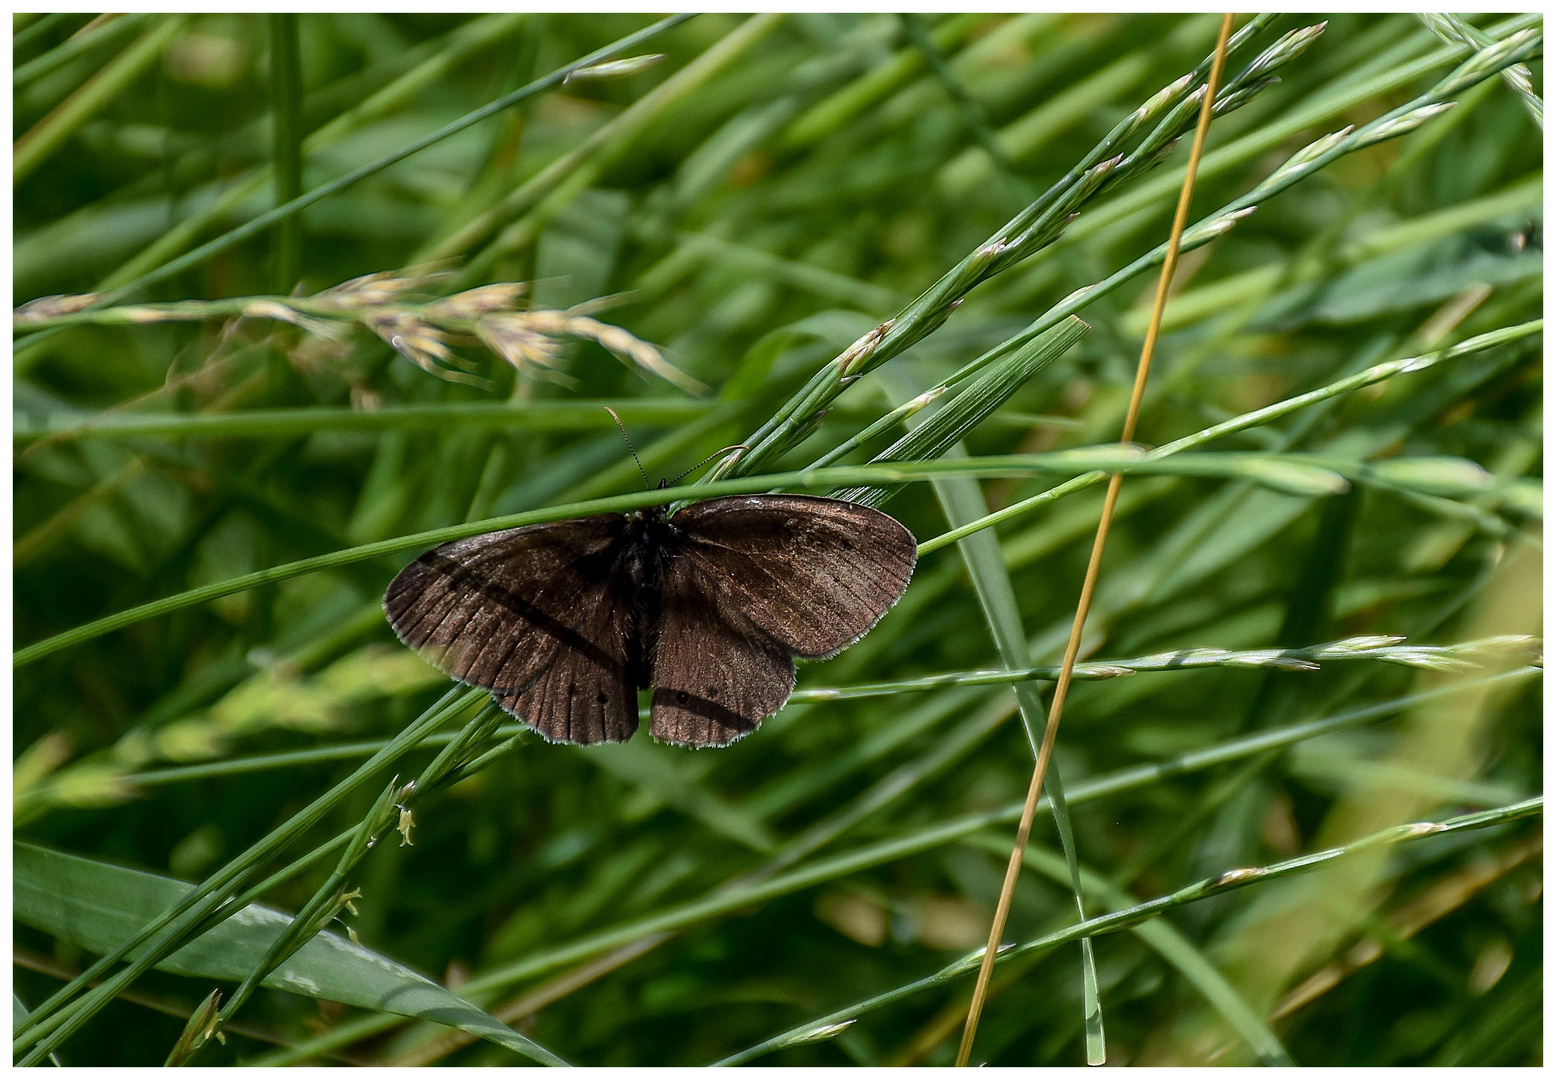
[718,797,1543,1066]
[957,18,1236,1063]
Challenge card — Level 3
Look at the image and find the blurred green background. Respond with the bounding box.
[13,13,1542,1066]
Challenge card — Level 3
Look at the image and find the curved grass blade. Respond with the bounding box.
[13,15,188,186]
[13,399,714,443]
[238,667,1539,1065]
[14,842,568,1066]
[713,798,1542,1065]
[875,356,1107,1062]
[965,837,1293,1067]
[10,994,62,1068]
[12,687,478,1060]
[919,320,1542,555]
[13,12,695,341]
[13,440,1525,670]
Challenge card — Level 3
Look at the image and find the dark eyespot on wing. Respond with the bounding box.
[649,556,793,748]
[671,495,916,658]
[383,514,638,744]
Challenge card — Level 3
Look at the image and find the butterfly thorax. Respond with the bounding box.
[619,504,682,686]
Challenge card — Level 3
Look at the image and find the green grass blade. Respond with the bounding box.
[13,16,187,185]
[12,687,478,1055]
[712,798,1542,1065]
[268,14,303,292]
[237,667,1540,1066]
[13,13,147,88]
[14,399,714,443]
[13,843,568,1066]
[14,13,694,329]
[965,837,1293,1067]
[880,358,1106,1063]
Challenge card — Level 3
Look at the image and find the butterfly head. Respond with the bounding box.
[623,476,674,537]
[626,495,675,537]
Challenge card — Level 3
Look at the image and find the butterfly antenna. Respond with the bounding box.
[669,444,749,486]
[604,406,653,490]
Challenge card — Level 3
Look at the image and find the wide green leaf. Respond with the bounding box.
[12,843,568,1066]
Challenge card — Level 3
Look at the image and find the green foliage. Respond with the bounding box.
[14,841,566,1065]
[13,13,1542,1067]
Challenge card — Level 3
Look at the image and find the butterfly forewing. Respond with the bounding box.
[648,555,794,748]
[498,555,642,744]
[384,514,640,743]
[672,495,918,658]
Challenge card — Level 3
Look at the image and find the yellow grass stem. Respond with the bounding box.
[954,13,1239,1067]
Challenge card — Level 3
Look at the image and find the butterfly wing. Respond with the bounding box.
[497,556,643,745]
[648,554,794,748]
[383,515,641,744]
[669,495,917,658]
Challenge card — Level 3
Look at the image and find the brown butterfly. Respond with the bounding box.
[384,494,916,747]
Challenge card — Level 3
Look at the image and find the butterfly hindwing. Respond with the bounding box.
[649,554,794,748]
[670,495,917,658]
[383,515,640,744]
